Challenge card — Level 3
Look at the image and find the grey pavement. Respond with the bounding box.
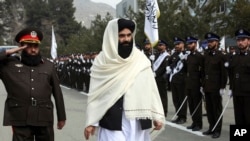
[0,80,234,141]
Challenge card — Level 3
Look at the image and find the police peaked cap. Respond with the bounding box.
[185,36,198,44]
[118,18,135,33]
[15,27,43,44]
[158,39,168,46]
[204,32,220,41]
[173,37,184,45]
[235,28,250,39]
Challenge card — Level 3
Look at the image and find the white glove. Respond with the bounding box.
[178,52,185,60]
[178,52,188,60]
[200,87,205,96]
[228,89,233,97]
[166,66,171,74]
[149,55,155,61]
[220,88,225,96]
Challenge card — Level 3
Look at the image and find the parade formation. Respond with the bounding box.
[49,27,250,140]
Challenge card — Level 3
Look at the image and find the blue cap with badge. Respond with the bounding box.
[235,28,250,39]
[185,36,198,44]
[158,39,168,46]
[173,37,184,45]
[204,32,220,41]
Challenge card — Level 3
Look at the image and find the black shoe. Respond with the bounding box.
[176,118,186,124]
[186,124,194,129]
[192,126,201,131]
[202,130,213,135]
[212,132,220,138]
[171,118,179,123]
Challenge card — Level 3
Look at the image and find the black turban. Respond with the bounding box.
[118,19,135,33]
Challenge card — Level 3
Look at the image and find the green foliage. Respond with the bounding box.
[227,0,250,36]
[1,0,250,55]
[130,0,245,49]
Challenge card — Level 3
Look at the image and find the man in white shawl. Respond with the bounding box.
[84,18,165,141]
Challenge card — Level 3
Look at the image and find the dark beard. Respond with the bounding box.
[21,51,42,66]
[118,40,133,59]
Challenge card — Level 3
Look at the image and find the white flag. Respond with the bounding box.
[219,36,225,51]
[51,26,57,60]
[144,0,160,47]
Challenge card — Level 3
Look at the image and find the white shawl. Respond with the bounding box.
[84,19,165,129]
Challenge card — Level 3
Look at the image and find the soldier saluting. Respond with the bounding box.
[0,27,66,141]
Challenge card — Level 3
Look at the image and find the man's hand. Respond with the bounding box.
[5,45,27,55]
[57,120,66,130]
[228,89,233,98]
[200,87,205,96]
[153,120,163,130]
[149,55,155,61]
[84,126,96,140]
[220,88,225,96]
[166,66,171,74]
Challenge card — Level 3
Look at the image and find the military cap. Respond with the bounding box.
[158,39,168,46]
[15,27,43,44]
[204,32,220,41]
[185,36,198,44]
[173,37,184,45]
[118,18,135,33]
[235,28,250,39]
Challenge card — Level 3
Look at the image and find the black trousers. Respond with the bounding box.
[156,80,168,116]
[171,82,187,119]
[186,88,202,127]
[12,126,54,141]
[204,92,223,133]
[233,96,250,125]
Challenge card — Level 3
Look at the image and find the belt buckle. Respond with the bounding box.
[31,98,37,106]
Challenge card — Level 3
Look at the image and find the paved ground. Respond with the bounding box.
[0,81,234,141]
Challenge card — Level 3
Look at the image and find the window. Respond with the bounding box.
[217,2,226,13]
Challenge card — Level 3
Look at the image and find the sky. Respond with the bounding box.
[91,0,122,8]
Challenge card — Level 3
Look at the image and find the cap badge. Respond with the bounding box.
[208,34,211,38]
[30,31,37,38]
[239,29,244,34]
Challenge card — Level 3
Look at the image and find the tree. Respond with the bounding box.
[227,0,250,36]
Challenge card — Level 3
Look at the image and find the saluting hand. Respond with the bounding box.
[84,125,96,140]
[5,45,27,55]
